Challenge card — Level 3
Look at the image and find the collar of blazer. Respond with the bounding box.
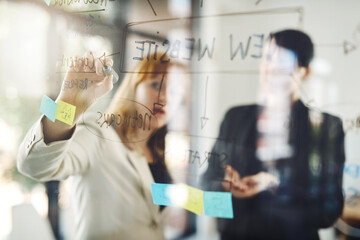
[102,122,162,225]
[126,149,162,224]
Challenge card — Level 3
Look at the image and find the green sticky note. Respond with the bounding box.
[179,184,203,215]
[40,95,57,122]
[204,191,233,219]
[44,0,51,6]
[55,100,76,125]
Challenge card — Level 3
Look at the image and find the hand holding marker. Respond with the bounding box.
[42,63,119,125]
[41,51,117,126]
[103,65,119,84]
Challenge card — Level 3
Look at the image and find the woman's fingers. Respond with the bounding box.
[104,58,113,67]
[84,51,95,72]
[73,56,85,72]
[95,58,114,78]
[77,56,85,72]
[58,51,115,119]
[66,52,113,78]
[67,56,75,73]
[95,58,105,76]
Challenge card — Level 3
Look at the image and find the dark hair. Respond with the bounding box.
[147,125,167,165]
[270,29,314,68]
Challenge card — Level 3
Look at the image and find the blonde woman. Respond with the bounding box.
[17,52,182,240]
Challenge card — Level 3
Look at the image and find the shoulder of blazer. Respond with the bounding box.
[300,100,341,125]
[224,104,258,124]
[322,112,342,125]
[321,112,344,141]
[217,104,257,138]
[301,100,343,136]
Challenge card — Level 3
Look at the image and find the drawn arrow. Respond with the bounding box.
[316,40,357,55]
[343,40,357,55]
[153,74,165,114]
[200,76,209,129]
[147,0,157,16]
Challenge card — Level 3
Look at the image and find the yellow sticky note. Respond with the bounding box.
[179,184,203,215]
[55,100,76,125]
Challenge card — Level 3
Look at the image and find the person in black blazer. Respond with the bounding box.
[202,29,345,240]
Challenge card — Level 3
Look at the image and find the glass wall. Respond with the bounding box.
[1,0,360,239]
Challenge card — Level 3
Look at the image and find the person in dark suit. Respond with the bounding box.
[202,29,345,240]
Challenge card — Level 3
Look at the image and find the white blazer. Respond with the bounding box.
[17,114,166,240]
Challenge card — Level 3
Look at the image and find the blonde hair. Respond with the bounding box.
[107,54,185,157]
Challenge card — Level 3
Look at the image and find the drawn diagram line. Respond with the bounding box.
[153,74,165,114]
[105,52,121,57]
[125,7,303,28]
[201,76,209,129]
[203,76,208,117]
[157,74,165,104]
[316,41,357,55]
[147,0,157,16]
[71,9,106,14]
[316,43,343,47]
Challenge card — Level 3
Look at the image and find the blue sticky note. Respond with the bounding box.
[40,95,57,122]
[44,0,51,6]
[204,191,234,219]
[151,183,174,206]
[344,164,360,179]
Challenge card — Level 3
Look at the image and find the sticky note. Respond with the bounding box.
[55,100,76,125]
[40,95,57,122]
[180,184,203,215]
[151,183,205,215]
[344,164,360,179]
[44,0,51,6]
[151,183,174,206]
[204,191,233,219]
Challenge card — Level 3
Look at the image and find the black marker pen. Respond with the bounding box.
[103,66,119,84]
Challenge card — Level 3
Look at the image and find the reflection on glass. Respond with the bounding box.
[201,29,345,240]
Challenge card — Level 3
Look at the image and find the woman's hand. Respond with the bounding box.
[57,51,114,118]
[222,165,280,198]
[42,51,114,144]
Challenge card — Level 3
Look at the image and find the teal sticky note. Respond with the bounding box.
[151,183,174,206]
[40,95,57,122]
[204,191,234,219]
[44,0,51,6]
